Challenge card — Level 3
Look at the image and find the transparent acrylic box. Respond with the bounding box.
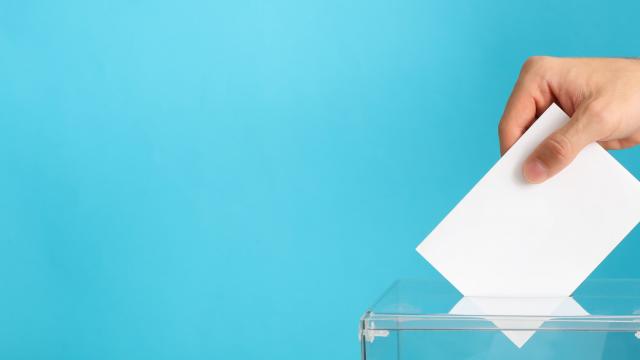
[360,279,640,359]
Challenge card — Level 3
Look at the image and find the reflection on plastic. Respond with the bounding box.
[449,296,588,347]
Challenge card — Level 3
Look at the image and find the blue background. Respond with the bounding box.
[2,0,640,359]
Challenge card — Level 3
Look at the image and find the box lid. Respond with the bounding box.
[361,279,640,335]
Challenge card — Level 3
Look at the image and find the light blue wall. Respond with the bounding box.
[1,0,640,358]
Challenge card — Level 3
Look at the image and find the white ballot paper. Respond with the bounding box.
[416,103,640,346]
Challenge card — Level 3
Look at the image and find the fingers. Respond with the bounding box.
[598,140,625,150]
[498,81,537,155]
[499,57,556,155]
[599,138,638,150]
[522,108,608,183]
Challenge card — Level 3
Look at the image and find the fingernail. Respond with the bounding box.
[523,159,548,183]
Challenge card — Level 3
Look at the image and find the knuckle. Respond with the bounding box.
[584,101,616,134]
[545,133,573,162]
[586,101,607,122]
[585,101,611,123]
[521,56,551,74]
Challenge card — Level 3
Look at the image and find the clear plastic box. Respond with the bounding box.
[360,279,640,359]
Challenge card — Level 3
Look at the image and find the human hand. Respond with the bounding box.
[498,57,640,183]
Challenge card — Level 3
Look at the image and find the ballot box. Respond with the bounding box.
[360,279,640,359]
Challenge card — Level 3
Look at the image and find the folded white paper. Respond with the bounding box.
[417,103,640,297]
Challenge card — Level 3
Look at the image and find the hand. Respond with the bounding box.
[498,57,640,183]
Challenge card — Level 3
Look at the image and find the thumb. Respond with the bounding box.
[523,110,603,184]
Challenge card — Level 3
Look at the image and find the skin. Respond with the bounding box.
[498,57,640,183]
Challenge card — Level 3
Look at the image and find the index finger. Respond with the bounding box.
[498,59,555,154]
